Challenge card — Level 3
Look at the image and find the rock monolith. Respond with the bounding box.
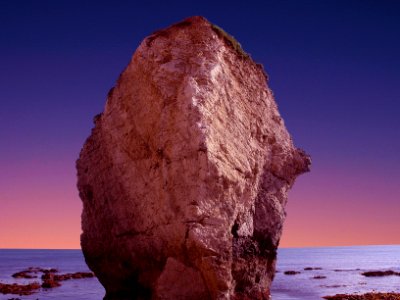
[77,16,310,300]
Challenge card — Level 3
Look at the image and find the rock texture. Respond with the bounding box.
[77,16,310,300]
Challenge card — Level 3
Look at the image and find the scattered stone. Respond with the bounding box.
[361,270,400,277]
[11,271,37,279]
[28,267,57,273]
[0,282,40,295]
[41,271,94,282]
[41,273,61,288]
[42,280,60,288]
[1,268,95,296]
[42,268,58,274]
[323,292,400,300]
[304,267,322,271]
[312,275,327,279]
[12,267,58,279]
[77,15,310,300]
[55,272,94,281]
[41,277,61,288]
[71,272,95,279]
[284,271,301,275]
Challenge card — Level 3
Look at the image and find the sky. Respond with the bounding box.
[0,0,399,249]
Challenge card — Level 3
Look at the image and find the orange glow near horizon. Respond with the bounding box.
[0,158,82,249]
[280,165,400,248]
[1,158,399,249]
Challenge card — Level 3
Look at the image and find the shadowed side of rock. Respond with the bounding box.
[77,16,310,300]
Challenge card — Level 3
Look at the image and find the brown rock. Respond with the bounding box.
[284,271,301,275]
[77,16,310,299]
[41,271,94,282]
[0,282,40,296]
[304,267,322,271]
[41,274,61,289]
[55,272,95,280]
[11,271,37,279]
[42,268,58,274]
[361,270,400,277]
[154,257,209,299]
[312,275,327,279]
[11,267,58,279]
[70,271,95,279]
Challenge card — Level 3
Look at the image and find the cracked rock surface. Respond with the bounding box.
[77,16,310,300]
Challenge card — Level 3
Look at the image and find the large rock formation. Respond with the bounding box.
[77,16,310,300]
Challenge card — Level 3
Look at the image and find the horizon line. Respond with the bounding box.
[1,243,399,251]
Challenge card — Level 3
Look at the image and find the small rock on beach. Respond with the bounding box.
[284,270,301,275]
[361,270,400,277]
[0,267,95,296]
[312,275,327,279]
[0,282,40,295]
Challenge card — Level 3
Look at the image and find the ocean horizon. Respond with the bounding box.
[1,244,399,300]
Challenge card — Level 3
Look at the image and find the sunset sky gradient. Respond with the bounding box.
[1,1,399,248]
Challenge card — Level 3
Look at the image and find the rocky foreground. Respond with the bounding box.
[0,267,94,296]
[77,15,310,300]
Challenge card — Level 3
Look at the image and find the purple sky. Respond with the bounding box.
[1,1,399,248]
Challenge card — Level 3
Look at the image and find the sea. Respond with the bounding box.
[0,245,399,300]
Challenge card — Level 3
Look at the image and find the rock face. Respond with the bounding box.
[77,16,310,300]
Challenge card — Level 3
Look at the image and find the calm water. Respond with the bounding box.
[0,249,104,300]
[0,245,399,299]
[272,245,400,299]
